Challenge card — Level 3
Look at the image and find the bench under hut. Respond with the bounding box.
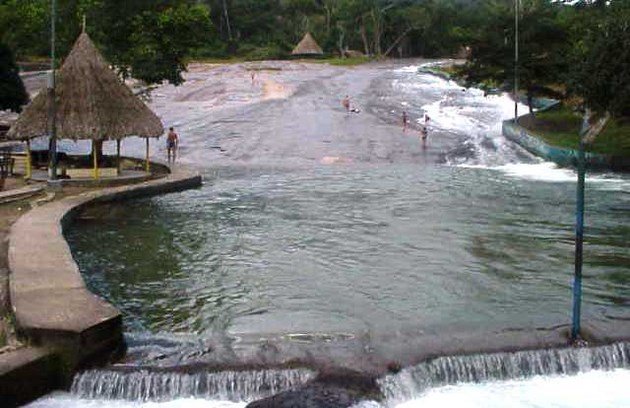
[6,31,163,180]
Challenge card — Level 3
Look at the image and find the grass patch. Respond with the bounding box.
[312,56,373,66]
[520,105,630,157]
[188,56,372,67]
[188,56,248,64]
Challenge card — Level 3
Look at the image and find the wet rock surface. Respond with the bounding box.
[247,369,380,408]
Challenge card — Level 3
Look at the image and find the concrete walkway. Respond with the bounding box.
[2,164,201,405]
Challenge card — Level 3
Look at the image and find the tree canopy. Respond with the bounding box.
[567,2,630,116]
[0,42,28,112]
[0,0,627,119]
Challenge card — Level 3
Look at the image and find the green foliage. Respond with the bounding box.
[568,3,630,116]
[0,0,49,58]
[522,104,630,156]
[126,4,214,85]
[462,0,568,113]
[0,42,28,112]
[239,44,287,61]
[2,0,628,120]
[82,1,215,85]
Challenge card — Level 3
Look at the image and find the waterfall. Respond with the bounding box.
[379,342,629,405]
[71,368,315,402]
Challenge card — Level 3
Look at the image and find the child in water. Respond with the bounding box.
[402,111,409,132]
[421,126,428,142]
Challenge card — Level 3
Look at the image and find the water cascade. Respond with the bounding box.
[70,368,314,402]
[379,342,629,404]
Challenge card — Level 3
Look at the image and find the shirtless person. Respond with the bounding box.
[166,127,179,162]
[342,95,350,113]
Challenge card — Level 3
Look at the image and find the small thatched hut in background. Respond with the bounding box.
[7,31,163,179]
[291,33,324,57]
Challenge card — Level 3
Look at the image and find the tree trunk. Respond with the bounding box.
[527,89,534,116]
[222,0,232,41]
[360,19,370,55]
[338,28,345,57]
[582,110,611,145]
[93,139,104,164]
[324,5,331,35]
[371,9,381,56]
[384,27,413,57]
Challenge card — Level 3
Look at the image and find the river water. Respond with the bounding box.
[30,61,630,406]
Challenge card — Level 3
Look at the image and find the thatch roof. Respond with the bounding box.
[292,33,323,56]
[7,32,163,141]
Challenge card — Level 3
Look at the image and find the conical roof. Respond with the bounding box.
[7,32,163,141]
[292,33,323,56]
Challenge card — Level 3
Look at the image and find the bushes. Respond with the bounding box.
[0,42,28,112]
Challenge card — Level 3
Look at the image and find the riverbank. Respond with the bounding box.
[502,106,630,171]
[519,104,630,157]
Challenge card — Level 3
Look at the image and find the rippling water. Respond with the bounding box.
[68,162,629,338]
[66,63,629,340]
[43,61,630,407]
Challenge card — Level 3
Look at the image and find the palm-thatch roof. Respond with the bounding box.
[292,33,323,56]
[7,32,163,141]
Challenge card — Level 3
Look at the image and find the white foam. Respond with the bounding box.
[27,393,246,408]
[394,65,422,74]
[394,369,630,408]
[459,162,630,189]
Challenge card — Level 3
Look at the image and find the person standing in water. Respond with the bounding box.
[167,127,179,163]
[421,126,429,143]
[342,95,350,113]
[402,111,409,132]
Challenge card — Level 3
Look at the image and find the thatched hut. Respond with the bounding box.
[6,32,163,179]
[291,33,324,56]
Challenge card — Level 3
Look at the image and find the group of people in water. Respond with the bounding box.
[342,96,431,144]
[168,97,433,162]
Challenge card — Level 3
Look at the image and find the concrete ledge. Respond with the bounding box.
[0,185,44,205]
[503,120,630,171]
[8,165,202,371]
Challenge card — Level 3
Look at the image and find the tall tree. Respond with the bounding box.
[568,2,630,117]
[0,42,28,112]
[463,0,568,114]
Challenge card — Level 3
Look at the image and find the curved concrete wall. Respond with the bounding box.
[503,121,630,171]
[8,166,202,368]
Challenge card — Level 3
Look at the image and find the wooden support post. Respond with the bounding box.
[92,140,99,179]
[116,139,121,175]
[145,137,150,173]
[25,139,32,180]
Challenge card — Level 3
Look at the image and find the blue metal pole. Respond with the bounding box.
[572,133,586,340]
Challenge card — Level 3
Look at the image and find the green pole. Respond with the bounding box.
[48,0,58,180]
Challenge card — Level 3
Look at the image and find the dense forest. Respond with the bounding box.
[0,0,628,117]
